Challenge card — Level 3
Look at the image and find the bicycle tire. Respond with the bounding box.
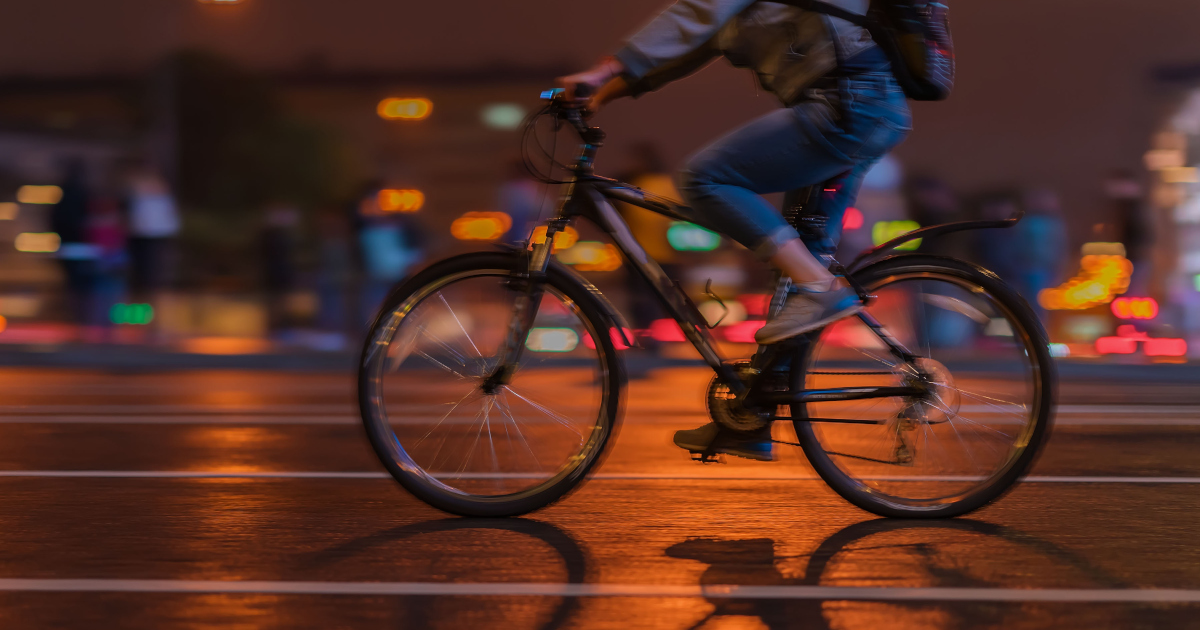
[792,255,1056,518]
[358,251,626,517]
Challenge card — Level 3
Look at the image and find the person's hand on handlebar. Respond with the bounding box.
[555,57,632,115]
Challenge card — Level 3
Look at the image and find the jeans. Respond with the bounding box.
[679,72,912,258]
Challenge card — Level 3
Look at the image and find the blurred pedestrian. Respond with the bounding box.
[904,176,972,346]
[51,160,96,331]
[260,202,301,338]
[1105,170,1151,293]
[125,166,180,336]
[85,190,129,341]
[617,143,684,332]
[905,176,967,259]
[972,192,1023,285]
[1013,189,1069,314]
[314,208,354,349]
[356,184,422,320]
[496,158,550,246]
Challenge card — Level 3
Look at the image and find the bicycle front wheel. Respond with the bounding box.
[359,252,625,517]
[793,255,1055,518]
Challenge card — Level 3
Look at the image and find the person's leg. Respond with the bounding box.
[678,107,859,287]
[671,75,910,458]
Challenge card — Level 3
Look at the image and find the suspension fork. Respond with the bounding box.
[481,221,563,393]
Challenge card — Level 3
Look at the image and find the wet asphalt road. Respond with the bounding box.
[1,367,1200,628]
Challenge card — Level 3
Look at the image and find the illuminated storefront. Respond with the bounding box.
[1147,85,1200,356]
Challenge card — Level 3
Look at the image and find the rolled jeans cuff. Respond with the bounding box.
[753,225,802,260]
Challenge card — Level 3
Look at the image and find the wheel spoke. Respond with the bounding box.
[363,265,612,505]
[439,292,482,358]
[800,265,1047,511]
[506,387,586,441]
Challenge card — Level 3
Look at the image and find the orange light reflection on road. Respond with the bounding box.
[180,337,273,355]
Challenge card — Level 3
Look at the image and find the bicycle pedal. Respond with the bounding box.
[690,451,724,464]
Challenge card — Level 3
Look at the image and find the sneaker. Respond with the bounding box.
[673,422,774,461]
[754,284,863,345]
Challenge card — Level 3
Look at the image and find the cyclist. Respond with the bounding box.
[557,0,912,460]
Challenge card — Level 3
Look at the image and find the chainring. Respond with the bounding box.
[705,361,772,433]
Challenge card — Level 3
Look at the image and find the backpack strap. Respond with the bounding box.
[770,0,872,28]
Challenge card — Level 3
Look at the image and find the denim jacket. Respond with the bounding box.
[614,0,876,106]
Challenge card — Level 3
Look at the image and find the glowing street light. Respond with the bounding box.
[451,212,512,241]
[378,98,432,121]
[378,189,425,213]
[529,225,579,251]
[557,241,622,272]
[481,103,526,130]
[16,186,63,205]
[14,233,61,253]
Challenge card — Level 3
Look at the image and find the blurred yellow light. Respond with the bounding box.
[0,315,6,334]
[451,212,512,241]
[871,220,922,251]
[529,225,579,251]
[198,0,244,4]
[16,186,62,205]
[14,232,61,253]
[1162,167,1199,184]
[1144,149,1186,171]
[0,203,17,220]
[557,241,622,272]
[1038,246,1133,311]
[378,189,425,212]
[378,98,432,121]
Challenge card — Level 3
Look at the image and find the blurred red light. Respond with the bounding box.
[737,294,771,317]
[582,328,633,350]
[843,207,864,231]
[1095,336,1137,354]
[1110,297,1158,320]
[1145,338,1187,357]
[722,320,765,344]
[648,319,686,343]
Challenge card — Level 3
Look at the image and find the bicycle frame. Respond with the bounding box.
[506,173,927,412]
[502,99,1024,416]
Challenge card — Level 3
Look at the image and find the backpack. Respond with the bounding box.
[778,0,955,101]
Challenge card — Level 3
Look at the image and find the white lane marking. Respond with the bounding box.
[0,470,1198,484]
[0,579,1195,602]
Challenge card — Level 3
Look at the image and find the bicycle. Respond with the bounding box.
[358,89,1055,519]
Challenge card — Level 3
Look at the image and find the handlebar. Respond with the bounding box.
[539,87,595,138]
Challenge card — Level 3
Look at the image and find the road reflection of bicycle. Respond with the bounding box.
[668,519,1128,630]
[305,518,588,630]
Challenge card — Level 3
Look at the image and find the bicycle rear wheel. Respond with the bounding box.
[359,252,625,517]
[793,255,1055,518]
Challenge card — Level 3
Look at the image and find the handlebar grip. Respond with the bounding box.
[573,83,593,99]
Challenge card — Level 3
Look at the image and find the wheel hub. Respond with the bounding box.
[906,357,960,423]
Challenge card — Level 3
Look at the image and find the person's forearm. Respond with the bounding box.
[616,0,753,92]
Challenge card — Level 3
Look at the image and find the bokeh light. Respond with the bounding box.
[16,186,62,205]
[378,98,433,121]
[451,211,512,241]
[377,189,425,212]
